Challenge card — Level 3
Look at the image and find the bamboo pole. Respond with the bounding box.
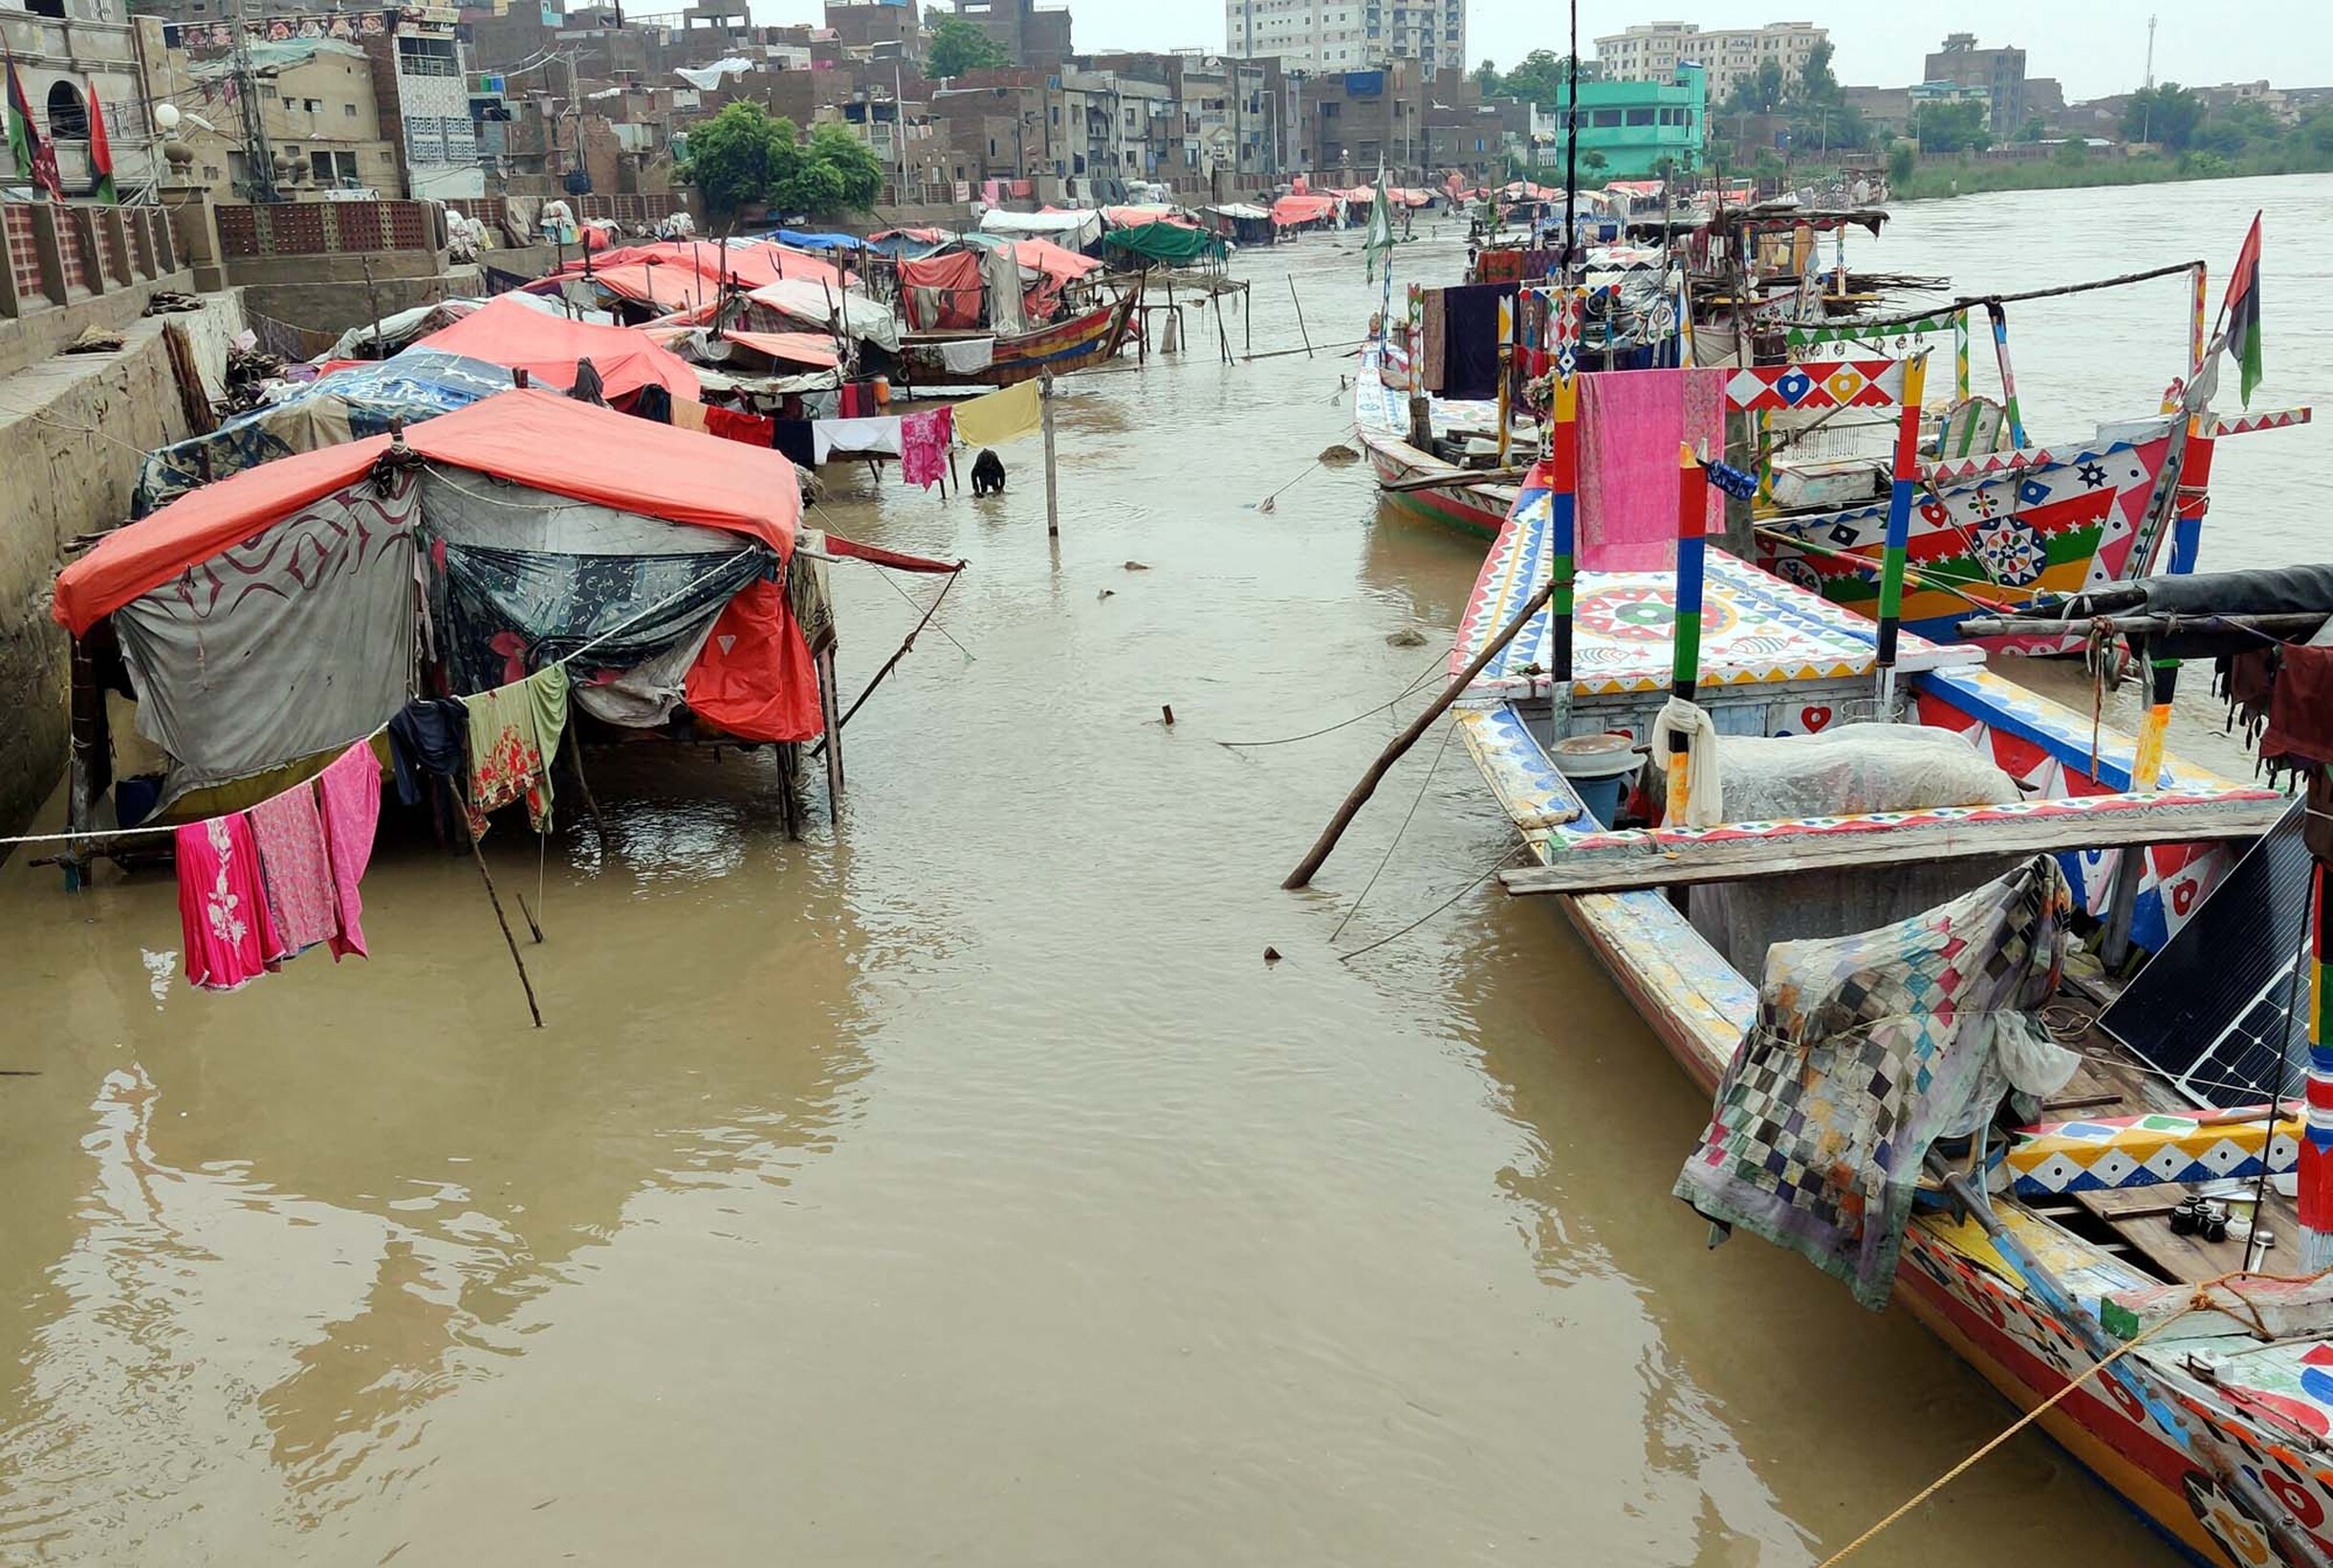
[810,564,967,760]
[1288,273,1315,358]
[1283,576,1559,890]
[469,838,543,1029]
[2302,863,2333,1274]
[818,642,844,824]
[1872,353,1931,714]
[1983,301,2028,449]
[1041,373,1059,538]
[1844,260,2206,332]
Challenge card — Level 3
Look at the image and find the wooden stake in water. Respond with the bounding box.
[1981,301,2027,449]
[1288,274,1315,358]
[1041,373,1059,538]
[1667,442,1709,824]
[1872,353,1930,715]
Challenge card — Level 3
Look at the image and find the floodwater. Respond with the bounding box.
[1,175,2323,1565]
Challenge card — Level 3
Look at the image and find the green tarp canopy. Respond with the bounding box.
[1102,222,1227,267]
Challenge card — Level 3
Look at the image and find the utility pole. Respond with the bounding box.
[232,0,277,201]
[2144,13,2158,89]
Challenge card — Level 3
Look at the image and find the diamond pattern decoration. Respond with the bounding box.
[2006,1108,2301,1197]
[1725,359,1907,412]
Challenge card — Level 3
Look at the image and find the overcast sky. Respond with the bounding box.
[794,1,2329,104]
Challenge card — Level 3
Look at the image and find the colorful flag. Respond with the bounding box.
[1363,163,1394,283]
[2221,210,2263,408]
[6,46,39,186]
[85,76,116,203]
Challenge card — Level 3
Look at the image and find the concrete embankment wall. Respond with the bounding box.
[0,290,245,839]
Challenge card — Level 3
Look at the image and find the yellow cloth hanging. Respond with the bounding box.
[951,380,1042,446]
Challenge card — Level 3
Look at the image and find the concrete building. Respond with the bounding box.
[1225,0,1464,77]
[1,0,161,199]
[1539,64,1705,178]
[142,30,401,201]
[1594,20,1824,108]
[948,0,1071,69]
[1923,33,2024,136]
[823,0,919,63]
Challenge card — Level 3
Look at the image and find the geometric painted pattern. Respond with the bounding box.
[2004,1108,2301,1197]
[1725,358,1908,413]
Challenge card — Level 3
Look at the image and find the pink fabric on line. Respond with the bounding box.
[316,741,382,960]
[176,814,283,991]
[901,405,952,490]
[249,785,337,955]
[1575,367,1730,572]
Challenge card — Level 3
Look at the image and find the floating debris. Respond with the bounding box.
[1386,627,1429,647]
[1319,443,1361,466]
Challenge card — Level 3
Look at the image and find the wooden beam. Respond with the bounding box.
[1496,795,2286,898]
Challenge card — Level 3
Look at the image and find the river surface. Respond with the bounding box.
[1,174,2324,1564]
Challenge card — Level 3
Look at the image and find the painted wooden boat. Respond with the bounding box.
[1450,465,2333,1565]
[898,290,1140,386]
[1350,342,1515,538]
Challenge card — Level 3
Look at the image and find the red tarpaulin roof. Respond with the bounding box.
[1271,193,1341,227]
[708,328,841,368]
[898,248,986,330]
[559,240,848,292]
[54,389,802,634]
[1001,236,1101,279]
[415,294,698,402]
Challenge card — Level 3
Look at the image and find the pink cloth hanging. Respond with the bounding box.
[900,405,952,490]
[175,814,283,992]
[316,741,382,960]
[249,784,337,955]
[1575,367,1730,572]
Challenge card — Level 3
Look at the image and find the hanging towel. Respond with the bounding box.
[813,417,904,462]
[1650,697,1724,829]
[249,784,337,955]
[952,380,1041,446]
[459,664,570,835]
[705,404,774,446]
[2264,643,2333,772]
[1576,366,1730,572]
[176,814,284,991]
[773,418,818,468]
[938,338,995,373]
[1441,281,1515,401]
[386,697,470,806]
[669,394,709,432]
[316,740,382,960]
[901,406,952,490]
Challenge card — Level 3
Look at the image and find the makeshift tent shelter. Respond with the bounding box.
[1102,222,1228,268]
[1200,204,1275,247]
[897,249,986,330]
[976,207,1104,252]
[865,227,949,258]
[958,231,1104,281]
[744,278,903,353]
[1101,205,1196,229]
[55,391,830,826]
[414,295,699,403]
[1270,193,1341,229]
[767,229,864,252]
[646,326,840,370]
[326,292,613,360]
[559,239,848,292]
[133,351,516,517]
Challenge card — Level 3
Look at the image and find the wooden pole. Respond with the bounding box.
[1283,575,1559,890]
[1982,301,2028,448]
[1243,280,1252,357]
[1041,373,1059,538]
[818,642,844,823]
[1872,353,1930,714]
[1667,442,1709,823]
[1214,292,1232,363]
[469,838,543,1028]
[1288,273,1315,358]
[810,563,967,759]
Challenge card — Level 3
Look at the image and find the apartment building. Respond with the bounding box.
[1225,0,1464,77]
[1594,20,1824,106]
[1922,33,2025,136]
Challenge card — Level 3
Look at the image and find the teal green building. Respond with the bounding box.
[1542,64,1707,179]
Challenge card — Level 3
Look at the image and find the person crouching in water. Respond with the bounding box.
[971,448,1007,496]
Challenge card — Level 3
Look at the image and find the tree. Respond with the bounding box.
[1886,141,1917,185]
[803,121,885,210]
[926,14,1008,76]
[2016,114,2046,142]
[1725,58,1789,116]
[1490,49,1586,113]
[679,101,795,227]
[1472,57,1500,95]
[1795,38,1841,106]
[1581,148,1608,175]
[2053,135,2088,165]
[1912,98,1991,154]
[2121,82,2203,149]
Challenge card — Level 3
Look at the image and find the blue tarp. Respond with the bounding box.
[766,229,865,251]
[133,351,515,517]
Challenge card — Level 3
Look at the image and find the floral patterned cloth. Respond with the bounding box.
[900,405,952,490]
[458,664,570,836]
[175,814,283,992]
[249,783,337,955]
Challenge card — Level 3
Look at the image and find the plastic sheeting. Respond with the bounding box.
[976,207,1102,251]
[745,279,902,353]
[899,249,985,330]
[415,295,699,402]
[1103,222,1227,267]
[116,476,419,804]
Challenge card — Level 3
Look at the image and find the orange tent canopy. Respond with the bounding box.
[645,325,842,369]
[561,240,849,292]
[54,389,801,634]
[415,294,698,402]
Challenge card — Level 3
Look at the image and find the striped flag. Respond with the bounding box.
[85,76,116,203]
[2221,211,2263,408]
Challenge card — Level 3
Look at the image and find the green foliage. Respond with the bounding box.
[2122,82,2203,149]
[2053,135,2088,165]
[679,101,796,223]
[1472,57,1499,94]
[1912,98,1991,154]
[2016,115,2046,142]
[1886,141,1917,185]
[1796,39,1840,105]
[1580,147,1608,174]
[1723,58,1789,116]
[1489,50,1586,112]
[926,14,1008,76]
[800,121,886,211]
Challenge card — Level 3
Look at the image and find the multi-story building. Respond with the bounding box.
[1225,0,1464,77]
[1922,33,2024,136]
[947,0,1071,69]
[1594,20,1824,108]
[142,29,400,200]
[1537,63,1705,178]
[2,0,160,199]
[824,0,919,63]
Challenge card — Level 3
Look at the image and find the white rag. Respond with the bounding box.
[938,337,996,373]
[813,417,905,462]
[1649,697,1723,828]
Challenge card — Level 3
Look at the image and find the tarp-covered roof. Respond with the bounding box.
[560,239,849,292]
[767,229,864,251]
[55,390,802,634]
[643,325,841,369]
[976,207,1102,250]
[1270,193,1341,227]
[745,278,902,352]
[957,230,1104,280]
[414,294,698,402]
[1102,221,1227,267]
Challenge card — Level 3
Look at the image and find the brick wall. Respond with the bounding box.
[213,200,438,258]
[3,207,36,298]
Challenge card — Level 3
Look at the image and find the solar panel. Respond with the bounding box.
[2100,799,2309,1109]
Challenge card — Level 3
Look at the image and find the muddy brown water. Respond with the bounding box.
[5,175,2327,1563]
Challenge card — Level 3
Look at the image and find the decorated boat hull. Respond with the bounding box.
[1352,346,1514,536]
[900,294,1138,386]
